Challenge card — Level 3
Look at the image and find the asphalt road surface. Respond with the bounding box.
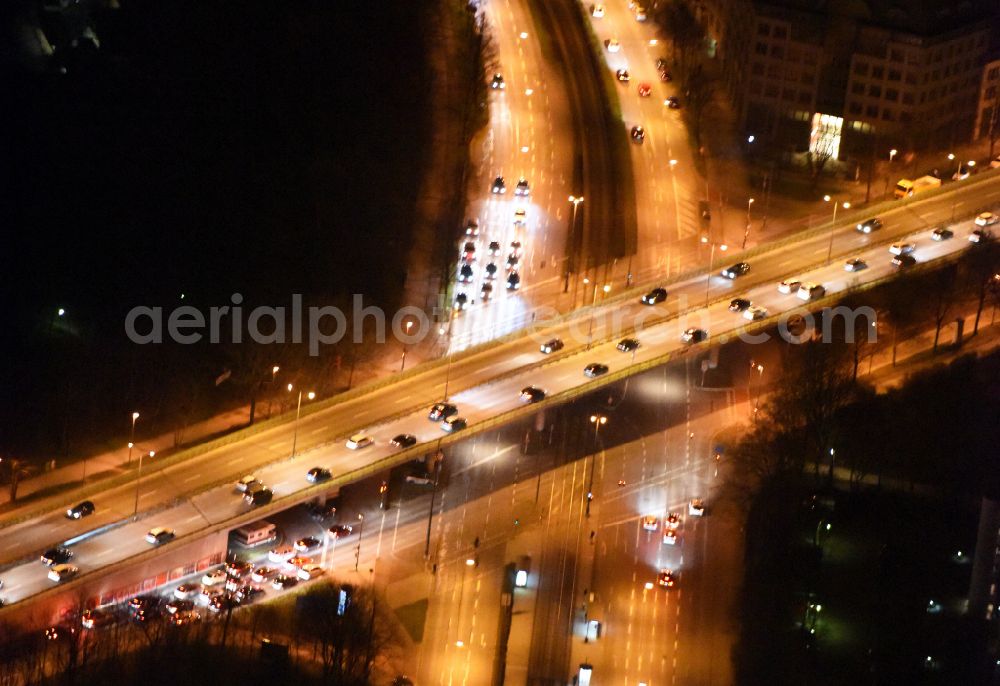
[0,183,997,608]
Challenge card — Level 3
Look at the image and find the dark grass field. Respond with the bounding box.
[1,0,435,457]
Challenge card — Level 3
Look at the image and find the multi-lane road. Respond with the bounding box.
[1,176,997,609]
[410,361,741,685]
[451,0,708,349]
[448,0,574,350]
[590,0,706,282]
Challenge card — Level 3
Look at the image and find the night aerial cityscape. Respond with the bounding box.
[2,0,1000,684]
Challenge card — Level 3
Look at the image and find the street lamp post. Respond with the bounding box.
[586,415,607,517]
[823,196,850,264]
[751,363,764,419]
[288,384,315,459]
[741,197,755,249]
[566,196,584,294]
[702,237,728,307]
[400,320,414,372]
[441,308,456,401]
[132,448,155,519]
[883,149,898,198]
[585,281,611,349]
[320,527,340,570]
[127,411,140,466]
[354,513,365,572]
[947,153,960,179]
[814,519,831,547]
[424,451,444,560]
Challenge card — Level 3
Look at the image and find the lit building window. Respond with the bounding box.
[809,113,842,161]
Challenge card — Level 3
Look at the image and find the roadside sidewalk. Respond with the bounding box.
[0,405,254,511]
[0,324,445,517]
[860,308,1000,390]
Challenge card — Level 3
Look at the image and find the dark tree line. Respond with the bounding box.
[723,246,1000,684]
[652,1,716,148]
[0,582,407,686]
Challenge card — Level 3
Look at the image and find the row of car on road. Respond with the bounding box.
[641,500,707,591]
[70,549,337,634]
[455,175,530,311]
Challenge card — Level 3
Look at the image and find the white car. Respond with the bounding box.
[297,564,325,581]
[346,433,374,450]
[975,212,998,227]
[48,564,79,582]
[777,279,800,294]
[797,283,826,301]
[173,584,202,600]
[200,587,224,604]
[235,475,258,492]
[268,547,296,564]
[145,527,175,545]
[513,208,527,225]
[250,567,277,583]
[591,4,605,18]
[663,529,678,546]
[889,242,915,256]
[990,156,1000,169]
[201,568,227,586]
[605,38,620,53]
[688,499,705,517]
[844,258,867,272]
[641,514,658,531]
[743,306,767,321]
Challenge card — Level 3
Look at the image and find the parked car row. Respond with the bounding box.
[74,545,338,634]
[456,175,531,311]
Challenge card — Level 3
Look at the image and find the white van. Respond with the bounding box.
[233,520,277,547]
[797,283,826,301]
[298,564,325,581]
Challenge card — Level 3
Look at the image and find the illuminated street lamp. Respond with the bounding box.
[947,152,962,178]
[132,448,155,519]
[400,320,415,372]
[749,362,764,419]
[741,198,755,249]
[566,196,585,294]
[585,280,611,349]
[883,149,899,197]
[288,384,316,459]
[824,196,851,263]
[126,411,140,466]
[702,237,728,306]
[586,415,607,517]
[354,513,365,571]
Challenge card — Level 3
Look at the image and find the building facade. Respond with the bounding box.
[973,57,1000,147]
[691,0,998,160]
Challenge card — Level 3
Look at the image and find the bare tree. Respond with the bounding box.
[1,457,36,503]
[654,2,703,84]
[224,341,287,426]
[961,236,1000,335]
[927,264,960,353]
[770,341,856,476]
[294,581,401,684]
[880,273,926,365]
[684,63,716,147]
